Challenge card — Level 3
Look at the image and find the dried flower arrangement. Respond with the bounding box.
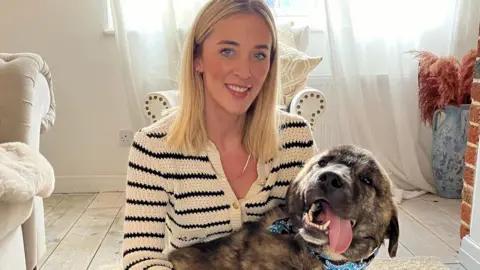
[409,49,476,126]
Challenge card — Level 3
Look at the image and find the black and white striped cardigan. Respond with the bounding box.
[123,110,317,270]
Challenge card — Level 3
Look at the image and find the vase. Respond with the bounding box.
[431,104,470,199]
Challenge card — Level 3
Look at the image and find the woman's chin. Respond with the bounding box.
[204,87,257,116]
[219,100,256,116]
[224,106,251,116]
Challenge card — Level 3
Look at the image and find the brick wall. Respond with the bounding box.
[460,25,480,239]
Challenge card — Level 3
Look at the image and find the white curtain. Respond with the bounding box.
[110,0,480,202]
[110,0,209,129]
[315,0,480,203]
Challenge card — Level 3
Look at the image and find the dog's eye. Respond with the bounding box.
[318,160,327,167]
[360,177,372,185]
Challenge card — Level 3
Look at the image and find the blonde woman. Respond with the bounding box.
[123,0,317,269]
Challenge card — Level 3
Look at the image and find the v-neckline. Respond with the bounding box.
[205,140,267,202]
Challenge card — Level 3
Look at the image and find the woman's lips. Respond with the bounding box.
[225,84,252,98]
[226,84,250,92]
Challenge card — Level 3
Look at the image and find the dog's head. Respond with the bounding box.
[285,145,399,262]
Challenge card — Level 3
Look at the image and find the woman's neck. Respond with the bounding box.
[205,105,246,153]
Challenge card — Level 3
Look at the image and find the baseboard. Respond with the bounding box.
[459,235,480,270]
[53,175,126,193]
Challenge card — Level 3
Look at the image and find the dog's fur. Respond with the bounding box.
[168,145,399,270]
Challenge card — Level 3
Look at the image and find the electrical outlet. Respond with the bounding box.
[119,129,134,147]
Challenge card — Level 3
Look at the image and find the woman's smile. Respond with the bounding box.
[225,83,252,98]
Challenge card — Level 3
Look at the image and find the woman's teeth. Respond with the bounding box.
[226,84,249,93]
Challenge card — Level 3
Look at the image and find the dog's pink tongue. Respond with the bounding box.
[323,203,353,254]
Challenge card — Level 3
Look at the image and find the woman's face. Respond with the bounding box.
[195,12,273,116]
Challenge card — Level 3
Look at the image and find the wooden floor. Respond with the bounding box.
[39,192,466,270]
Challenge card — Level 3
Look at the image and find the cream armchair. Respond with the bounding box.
[0,53,56,270]
[143,22,326,128]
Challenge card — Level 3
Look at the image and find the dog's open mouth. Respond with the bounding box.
[303,199,356,254]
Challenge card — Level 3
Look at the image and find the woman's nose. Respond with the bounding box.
[233,59,251,80]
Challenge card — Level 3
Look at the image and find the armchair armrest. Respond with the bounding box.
[288,88,327,129]
[143,90,179,124]
[142,87,327,130]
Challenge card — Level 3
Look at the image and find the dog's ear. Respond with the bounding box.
[386,208,399,258]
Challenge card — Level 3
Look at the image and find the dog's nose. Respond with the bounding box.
[319,172,344,189]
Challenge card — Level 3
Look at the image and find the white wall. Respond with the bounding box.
[0,0,133,192]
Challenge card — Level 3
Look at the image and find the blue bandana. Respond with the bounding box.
[267,218,379,270]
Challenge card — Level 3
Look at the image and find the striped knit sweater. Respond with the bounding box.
[123,110,317,270]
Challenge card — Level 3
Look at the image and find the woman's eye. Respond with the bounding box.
[220,48,234,57]
[254,53,267,60]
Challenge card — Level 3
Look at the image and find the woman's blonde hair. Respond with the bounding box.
[166,0,280,162]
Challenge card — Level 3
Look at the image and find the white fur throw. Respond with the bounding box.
[0,142,55,202]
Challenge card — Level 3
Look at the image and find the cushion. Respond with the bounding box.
[276,22,310,53]
[290,24,310,53]
[278,42,322,106]
[0,142,55,203]
[276,22,297,49]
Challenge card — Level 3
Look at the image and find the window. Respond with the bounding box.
[268,0,321,16]
[104,0,324,34]
[104,0,114,34]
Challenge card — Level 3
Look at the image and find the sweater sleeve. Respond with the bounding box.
[295,116,318,159]
[122,131,173,270]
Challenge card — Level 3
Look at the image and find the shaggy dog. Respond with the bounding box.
[168,145,399,269]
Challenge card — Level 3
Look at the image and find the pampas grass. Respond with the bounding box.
[409,49,476,126]
[459,50,477,103]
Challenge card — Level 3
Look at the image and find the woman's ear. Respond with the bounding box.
[194,58,203,73]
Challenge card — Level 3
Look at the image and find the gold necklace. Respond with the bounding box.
[240,153,251,178]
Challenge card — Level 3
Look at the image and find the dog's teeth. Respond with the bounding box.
[310,221,326,231]
[323,220,331,229]
[313,220,330,231]
[308,209,313,222]
[306,206,330,231]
